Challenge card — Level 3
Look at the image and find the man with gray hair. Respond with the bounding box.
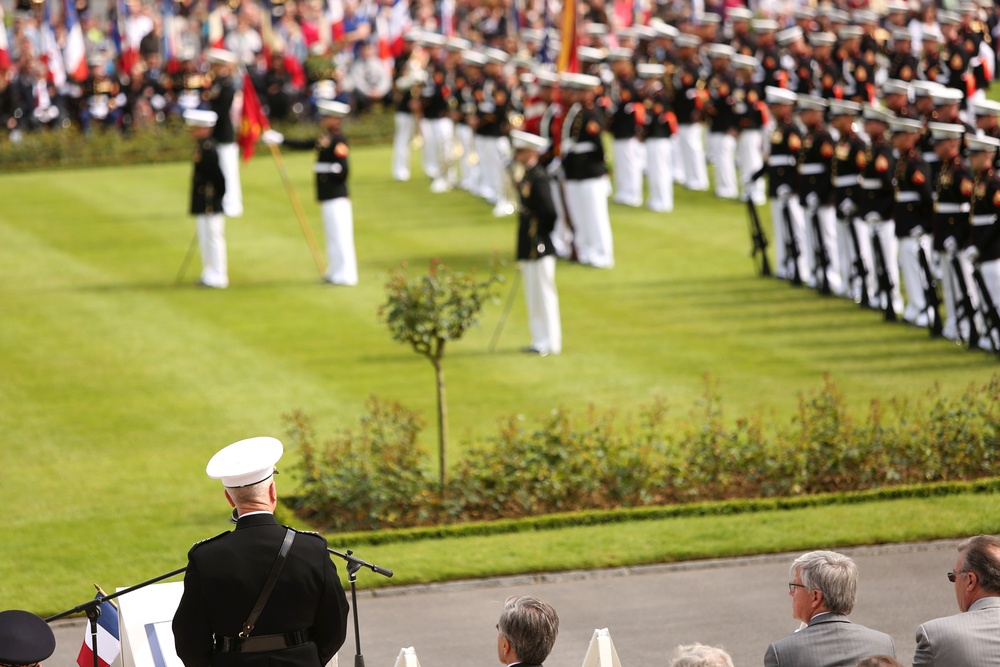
[764,550,895,667]
[912,534,1000,666]
[496,595,560,667]
[670,643,734,667]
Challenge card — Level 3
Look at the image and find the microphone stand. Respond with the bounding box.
[45,567,187,667]
[328,548,394,667]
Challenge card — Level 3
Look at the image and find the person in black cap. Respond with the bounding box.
[0,609,56,666]
[172,437,349,667]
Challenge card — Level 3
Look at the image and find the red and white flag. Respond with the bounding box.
[63,0,89,81]
[327,0,345,40]
[41,2,66,88]
[0,4,11,71]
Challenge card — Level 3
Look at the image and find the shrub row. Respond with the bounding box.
[284,374,1000,534]
[0,107,395,172]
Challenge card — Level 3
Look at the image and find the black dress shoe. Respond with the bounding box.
[521,346,549,357]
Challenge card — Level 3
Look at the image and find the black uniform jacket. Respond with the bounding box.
[190,138,226,215]
[516,163,557,261]
[285,133,350,201]
[173,513,350,667]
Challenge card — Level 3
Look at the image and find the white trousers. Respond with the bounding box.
[477,135,512,213]
[419,118,434,179]
[564,176,614,268]
[671,134,685,182]
[217,142,243,218]
[456,123,478,191]
[837,217,870,300]
[421,117,455,185]
[521,255,562,355]
[898,234,932,323]
[645,137,674,213]
[320,197,358,286]
[771,195,807,280]
[549,175,574,258]
[678,123,709,191]
[941,251,981,340]
[196,213,228,288]
[709,132,738,199]
[870,219,904,315]
[611,137,643,206]
[803,203,842,294]
[392,112,414,181]
[980,258,1000,308]
[738,129,766,205]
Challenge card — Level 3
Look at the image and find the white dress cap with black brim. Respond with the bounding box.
[418,32,447,47]
[636,63,667,79]
[207,436,284,488]
[931,87,964,106]
[0,610,56,666]
[973,99,1000,116]
[534,69,560,87]
[484,47,510,64]
[751,18,779,32]
[967,134,1000,152]
[809,32,837,47]
[318,100,351,117]
[911,80,944,98]
[183,109,219,127]
[793,6,817,19]
[650,19,680,38]
[862,104,895,123]
[886,0,909,13]
[776,26,803,46]
[705,43,735,59]
[510,129,549,152]
[728,7,753,21]
[577,45,607,62]
[881,79,911,96]
[928,122,966,142]
[583,22,609,36]
[606,47,634,61]
[838,25,864,40]
[561,72,602,90]
[938,10,961,24]
[206,48,238,65]
[765,86,798,105]
[731,54,759,71]
[828,99,862,117]
[796,94,828,112]
[674,33,702,48]
[891,27,912,41]
[633,25,657,40]
[700,12,721,24]
[445,36,472,51]
[461,50,489,66]
[889,117,924,134]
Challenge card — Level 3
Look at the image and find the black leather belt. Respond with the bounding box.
[214,629,311,653]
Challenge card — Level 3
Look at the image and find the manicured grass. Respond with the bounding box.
[1,143,996,616]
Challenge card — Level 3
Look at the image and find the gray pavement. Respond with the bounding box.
[49,539,964,667]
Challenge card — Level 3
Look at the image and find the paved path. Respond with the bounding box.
[49,539,964,667]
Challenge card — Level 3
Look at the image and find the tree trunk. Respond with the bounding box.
[433,357,448,492]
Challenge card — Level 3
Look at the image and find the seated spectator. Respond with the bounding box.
[496,595,559,667]
[764,550,895,667]
[913,534,1000,667]
[669,643,734,667]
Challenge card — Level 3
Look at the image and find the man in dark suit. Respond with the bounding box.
[496,595,559,667]
[173,437,350,667]
[913,534,1000,666]
[764,550,895,667]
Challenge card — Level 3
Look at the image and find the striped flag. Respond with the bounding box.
[556,0,579,73]
[0,3,9,71]
[76,596,120,667]
[41,0,67,87]
[238,71,269,161]
[63,0,89,81]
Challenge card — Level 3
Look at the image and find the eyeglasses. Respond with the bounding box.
[947,571,967,583]
[788,582,807,593]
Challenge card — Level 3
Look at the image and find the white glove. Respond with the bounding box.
[909,225,925,239]
[262,129,284,145]
[776,184,792,198]
[838,198,855,217]
[864,211,881,223]
[963,245,980,263]
[944,236,958,254]
[805,192,819,209]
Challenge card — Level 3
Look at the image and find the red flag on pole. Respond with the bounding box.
[556,0,579,73]
[238,72,269,162]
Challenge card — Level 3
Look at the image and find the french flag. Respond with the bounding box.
[41,0,66,88]
[0,3,10,71]
[76,596,121,667]
[327,0,345,41]
[63,0,89,81]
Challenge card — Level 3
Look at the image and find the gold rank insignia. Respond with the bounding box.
[789,134,801,151]
[586,120,601,135]
[857,152,867,169]
[951,53,964,69]
[940,170,952,188]
[804,137,813,150]
[993,190,1000,207]
[771,130,783,144]
[976,182,987,198]
[875,155,889,172]
[821,142,834,158]
[835,143,849,160]
[913,170,926,185]
[960,178,974,196]
[335,143,349,158]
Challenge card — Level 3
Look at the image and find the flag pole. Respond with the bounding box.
[266,141,327,276]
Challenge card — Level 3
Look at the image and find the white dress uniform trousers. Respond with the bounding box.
[197,213,228,288]
[611,137,643,206]
[217,142,243,218]
[521,255,562,355]
[772,193,808,280]
[456,123,478,191]
[678,122,709,191]
[898,233,932,324]
[320,197,358,286]
[710,131,738,199]
[564,176,614,268]
[738,129,766,205]
[392,111,414,181]
[870,218,904,315]
[645,137,674,212]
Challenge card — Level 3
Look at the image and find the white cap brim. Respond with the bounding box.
[207,436,283,488]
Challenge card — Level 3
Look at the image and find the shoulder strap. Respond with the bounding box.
[239,528,296,639]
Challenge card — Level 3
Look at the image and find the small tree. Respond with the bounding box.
[379,258,501,490]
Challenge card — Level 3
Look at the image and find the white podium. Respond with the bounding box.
[580,629,622,667]
[118,581,185,667]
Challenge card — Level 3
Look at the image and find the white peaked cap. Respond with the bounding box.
[207,436,283,488]
[966,134,1000,152]
[183,109,218,127]
[206,48,238,65]
[510,129,549,151]
[318,100,351,117]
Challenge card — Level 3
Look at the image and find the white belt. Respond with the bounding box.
[799,163,827,175]
[923,152,940,163]
[972,214,997,226]
[567,142,597,153]
[860,178,883,190]
[834,175,859,187]
[895,191,920,202]
[768,155,796,167]
[936,202,970,213]
[314,162,344,174]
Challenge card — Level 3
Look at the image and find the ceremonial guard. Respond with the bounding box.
[881,79,913,118]
[964,3,994,110]
[561,73,614,269]
[184,109,228,289]
[727,7,756,56]
[732,54,766,206]
[173,437,350,667]
[830,99,868,301]
[205,48,242,218]
[859,105,904,316]
[762,86,807,282]
[752,20,784,91]
[890,116,936,327]
[607,48,644,207]
[704,43,738,200]
[967,133,1000,349]
[888,28,919,81]
[391,58,426,182]
[672,33,708,192]
[638,62,675,213]
[264,101,358,286]
[780,27,813,96]
[797,94,840,293]
[475,48,513,216]
[913,82,944,182]
[418,35,454,193]
[536,70,572,258]
[458,51,487,192]
[938,12,971,105]
[931,121,975,341]
[511,129,561,357]
[838,27,873,104]
[810,33,842,99]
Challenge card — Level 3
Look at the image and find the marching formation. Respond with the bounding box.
[386,3,1000,355]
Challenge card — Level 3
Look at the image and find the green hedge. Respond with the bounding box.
[284,374,1000,534]
[0,106,395,172]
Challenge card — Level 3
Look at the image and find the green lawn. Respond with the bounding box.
[1,143,996,615]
